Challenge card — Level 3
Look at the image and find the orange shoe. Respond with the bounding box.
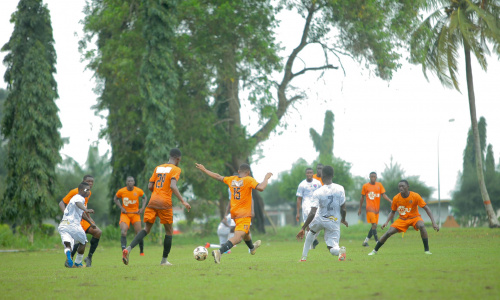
[140,253,145,256]
[204,242,210,249]
[122,248,129,265]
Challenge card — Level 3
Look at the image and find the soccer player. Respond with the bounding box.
[358,172,392,247]
[368,180,439,256]
[58,182,96,268]
[195,162,272,264]
[296,165,348,262]
[296,167,322,249]
[114,176,148,254]
[58,175,102,267]
[312,163,324,185]
[122,148,191,266]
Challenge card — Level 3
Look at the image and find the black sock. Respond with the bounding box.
[367,229,373,239]
[373,229,379,242]
[163,235,172,258]
[374,241,385,251]
[422,238,429,251]
[88,237,100,258]
[71,243,79,258]
[139,240,144,253]
[130,229,148,250]
[245,239,254,250]
[219,241,234,254]
[121,236,127,250]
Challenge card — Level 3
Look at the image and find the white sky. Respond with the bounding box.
[1,0,499,201]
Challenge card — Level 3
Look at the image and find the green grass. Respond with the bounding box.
[1,225,499,299]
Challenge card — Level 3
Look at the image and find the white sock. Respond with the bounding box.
[302,231,315,258]
[364,237,369,243]
[210,244,221,248]
[64,248,71,256]
[75,253,84,264]
[329,247,340,256]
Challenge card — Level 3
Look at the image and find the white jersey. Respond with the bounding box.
[61,194,85,225]
[296,179,322,209]
[311,183,346,220]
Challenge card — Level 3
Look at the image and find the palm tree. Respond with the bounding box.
[410,0,500,227]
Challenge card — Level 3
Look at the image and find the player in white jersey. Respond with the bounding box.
[296,165,348,261]
[296,167,322,249]
[58,182,96,268]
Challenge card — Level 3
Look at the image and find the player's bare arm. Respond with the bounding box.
[170,178,191,212]
[148,181,154,192]
[195,163,224,182]
[114,195,127,214]
[139,194,148,214]
[75,202,96,228]
[341,203,348,227]
[358,195,365,216]
[382,193,392,203]
[381,210,396,229]
[422,205,440,232]
[255,172,273,192]
[296,196,303,222]
[296,207,317,240]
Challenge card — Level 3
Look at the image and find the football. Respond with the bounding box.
[193,246,208,261]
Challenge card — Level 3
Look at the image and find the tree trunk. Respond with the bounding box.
[464,45,500,228]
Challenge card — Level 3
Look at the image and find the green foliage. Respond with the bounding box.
[0,88,8,200]
[0,0,62,231]
[310,110,334,162]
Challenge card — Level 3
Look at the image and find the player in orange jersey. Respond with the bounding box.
[195,162,272,264]
[122,148,191,266]
[114,176,148,255]
[368,180,439,255]
[358,172,392,247]
[312,163,324,185]
[58,174,101,267]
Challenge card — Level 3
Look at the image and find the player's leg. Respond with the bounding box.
[301,219,322,261]
[84,222,102,267]
[59,225,74,268]
[243,230,261,255]
[119,215,130,251]
[160,223,174,266]
[73,226,89,267]
[123,208,156,265]
[325,222,344,260]
[132,219,144,255]
[415,219,431,254]
[213,219,249,264]
[74,243,86,267]
[369,225,399,255]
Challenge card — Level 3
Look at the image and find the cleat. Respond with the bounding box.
[250,240,261,255]
[204,242,210,249]
[160,258,172,266]
[299,256,307,262]
[312,239,319,249]
[368,250,377,256]
[424,251,432,255]
[212,250,221,264]
[84,256,92,267]
[74,263,84,268]
[338,246,346,261]
[122,248,129,265]
[140,253,145,256]
[362,242,369,247]
[65,251,73,268]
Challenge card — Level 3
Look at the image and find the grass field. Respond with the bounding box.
[1,225,499,299]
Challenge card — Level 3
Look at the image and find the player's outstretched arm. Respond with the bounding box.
[139,194,148,214]
[58,200,66,213]
[382,193,393,203]
[195,163,224,182]
[422,205,439,232]
[296,207,317,240]
[170,179,191,212]
[256,172,273,192]
[381,210,396,229]
[76,202,96,228]
[358,195,365,216]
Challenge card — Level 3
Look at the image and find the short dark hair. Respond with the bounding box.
[83,175,93,181]
[322,165,334,179]
[239,163,251,172]
[78,181,90,192]
[316,163,324,167]
[126,176,135,181]
[170,148,182,158]
[399,179,409,187]
[370,172,377,176]
[305,167,313,172]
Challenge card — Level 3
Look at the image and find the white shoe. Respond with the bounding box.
[424,251,432,255]
[250,240,261,255]
[338,246,346,261]
[212,250,221,264]
[160,258,173,266]
[368,250,377,256]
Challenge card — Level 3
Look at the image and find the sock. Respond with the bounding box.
[301,231,315,259]
[364,237,369,243]
[422,238,429,251]
[329,247,340,256]
[75,253,84,264]
[162,235,172,258]
[139,240,144,253]
[219,241,234,254]
[374,241,385,251]
[210,244,221,248]
[121,236,127,250]
[367,229,373,239]
[130,229,148,250]
[373,229,379,242]
[88,237,100,258]
[64,248,71,256]
[71,243,79,258]
[245,239,254,250]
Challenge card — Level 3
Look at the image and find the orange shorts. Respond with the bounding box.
[366,212,379,224]
[143,207,173,224]
[391,217,424,233]
[234,217,251,234]
[120,213,141,227]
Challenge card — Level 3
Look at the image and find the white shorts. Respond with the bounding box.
[302,204,318,223]
[217,223,230,244]
[58,222,88,248]
[308,217,340,250]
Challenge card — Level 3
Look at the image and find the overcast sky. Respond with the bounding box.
[1,0,499,201]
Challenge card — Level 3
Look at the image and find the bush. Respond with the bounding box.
[39,224,55,237]
[100,225,121,242]
[0,224,15,247]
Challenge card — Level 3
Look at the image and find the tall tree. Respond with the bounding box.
[310,110,334,162]
[410,0,500,227]
[0,88,8,200]
[1,0,63,238]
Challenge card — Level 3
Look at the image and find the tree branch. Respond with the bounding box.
[292,64,338,78]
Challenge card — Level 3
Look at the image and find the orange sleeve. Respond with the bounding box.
[416,193,427,207]
[248,177,258,189]
[361,184,367,195]
[391,195,398,211]
[223,176,232,187]
[62,189,77,204]
[149,167,158,183]
[137,188,144,197]
[379,183,386,194]
[116,188,123,198]
[171,167,181,181]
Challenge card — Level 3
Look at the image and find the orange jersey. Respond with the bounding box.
[313,174,323,185]
[223,175,259,219]
[63,188,91,207]
[391,191,427,220]
[148,164,181,209]
[361,182,386,214]
[116,186,144,212]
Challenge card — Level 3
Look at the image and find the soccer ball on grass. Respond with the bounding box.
[193,246,208,261]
